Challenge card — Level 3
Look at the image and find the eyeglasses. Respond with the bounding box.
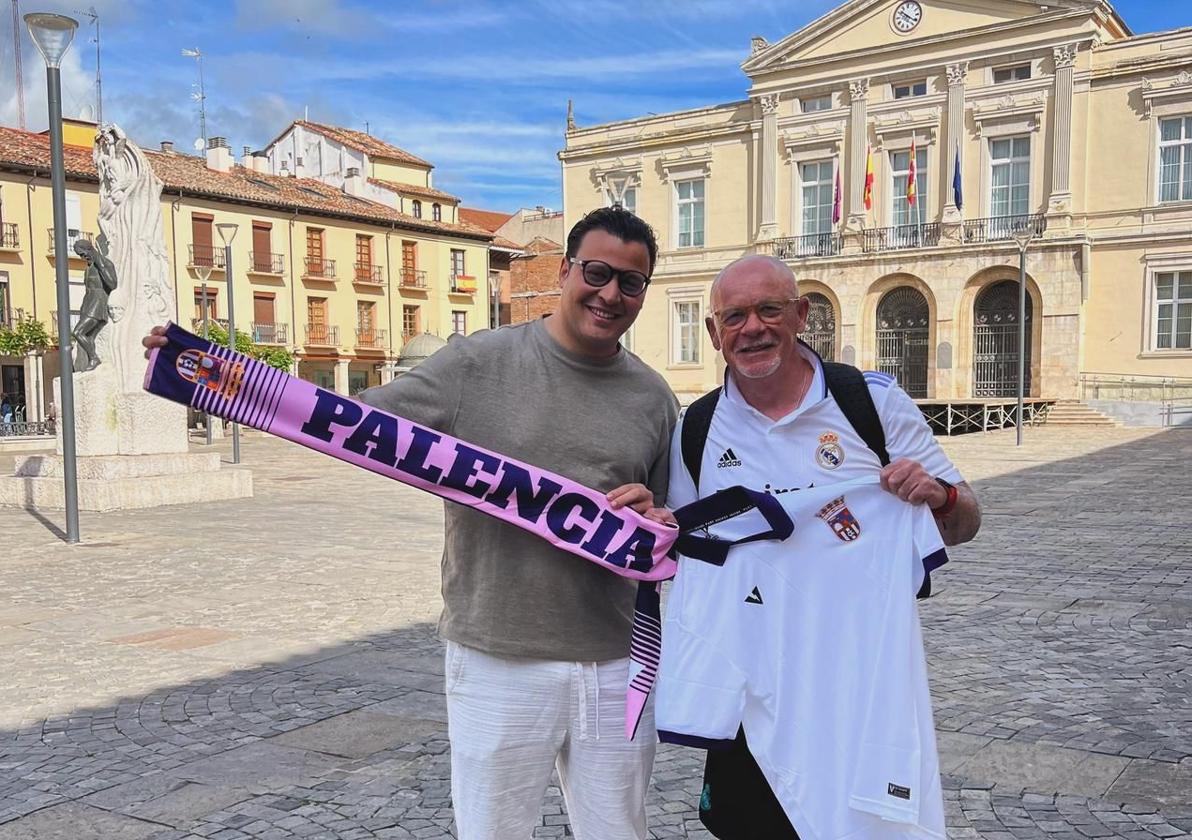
[568,258,651,298]
[711,297,801,330]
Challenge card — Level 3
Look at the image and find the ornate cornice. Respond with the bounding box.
[751,36,768,55]
[658,146,714,179]
[1140,72,1192,118]
[780,121,845,154]
[872,107,941,145]
[971,91,1047,136]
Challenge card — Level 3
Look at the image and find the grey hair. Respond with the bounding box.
[709,255,799,307]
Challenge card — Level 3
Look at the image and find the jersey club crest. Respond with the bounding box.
[815,431,845,470]
[816,495,862,542]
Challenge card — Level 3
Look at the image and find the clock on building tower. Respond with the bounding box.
[892,0,923,33]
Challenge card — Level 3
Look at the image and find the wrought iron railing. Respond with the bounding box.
[188,244,227,269]
[0,307,26,329]
[304,258,336,279]
[305,324,339,345]
[961,213,1046,244]
[251,322,288,344]
[249,252,285,274]
[862,223,942,253]
[762,233,844,259]
[0,419,55,437]
[190,317,230,334]
[399,269,427,289]
[0,222,19,249]
[355,327,386,348]
[354,262,384,283]
[47,228,94,256]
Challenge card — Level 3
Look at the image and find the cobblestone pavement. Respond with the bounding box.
[1,425,1190,839]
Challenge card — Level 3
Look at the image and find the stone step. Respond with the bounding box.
[1043,401,1121,426]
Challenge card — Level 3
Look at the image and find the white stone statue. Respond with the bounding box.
[93,124,176,394]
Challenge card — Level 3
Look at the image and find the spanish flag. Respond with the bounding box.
[863,145,875,211]
[907,137,918,206]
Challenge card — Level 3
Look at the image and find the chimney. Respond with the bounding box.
[206,136,233,173]
[160,140,174,153]
[252,152,269,174]
[344,166,364,196]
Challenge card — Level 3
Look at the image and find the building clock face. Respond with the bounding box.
[892,0,923,33]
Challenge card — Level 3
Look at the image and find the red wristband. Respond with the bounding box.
[931,478,958,518]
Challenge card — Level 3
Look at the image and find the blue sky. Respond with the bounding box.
[1,0,1185,213]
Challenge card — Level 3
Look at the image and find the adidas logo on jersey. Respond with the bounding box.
[744,586,764,605]
[717,448,742,469]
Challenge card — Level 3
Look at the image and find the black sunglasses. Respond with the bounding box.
[568,258,651,298]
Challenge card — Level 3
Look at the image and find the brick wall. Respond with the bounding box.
[509,243,564,324]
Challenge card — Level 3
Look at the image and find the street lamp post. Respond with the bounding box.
[195,263,214,445]
[216,222,240,464]
[25,12,80,543]
[1011,225,1036,447]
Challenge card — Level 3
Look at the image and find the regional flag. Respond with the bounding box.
[952,139,963,211]
[863,145,875,211]
[832,165,842,224]
[907,137,918,206]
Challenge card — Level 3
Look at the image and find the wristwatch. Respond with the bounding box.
[931,477,958,518]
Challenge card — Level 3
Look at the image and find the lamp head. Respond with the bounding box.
[216,223,238,246]
[195,264,213,284]
[24,13,78,69]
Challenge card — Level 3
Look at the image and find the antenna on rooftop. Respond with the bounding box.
[77,5,101,123]
[10,0,24,129]
[181,47,207,148]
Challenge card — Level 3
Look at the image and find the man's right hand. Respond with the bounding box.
[142,325,168,358]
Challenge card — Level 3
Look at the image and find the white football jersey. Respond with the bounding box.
[656,478,947,840]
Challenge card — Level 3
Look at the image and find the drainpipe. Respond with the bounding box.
[25,175,39,320]
[288,207,298,370]
[1079,240,1091,303]
[386,222,395,361]
[171,190,183,323]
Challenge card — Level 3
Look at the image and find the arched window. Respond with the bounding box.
[802,292,836,361]
[412,200,422,219]
[432,203,442,222]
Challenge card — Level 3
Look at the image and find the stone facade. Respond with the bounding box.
[560,0,1192,404]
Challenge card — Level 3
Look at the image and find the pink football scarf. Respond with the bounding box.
[144,323,792,736]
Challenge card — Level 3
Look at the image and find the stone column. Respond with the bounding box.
[943,62,968,226]
[758,94,781,241]
[846,78,870,233]
[23,351,45,423]
[1048,44,1077,221]
[334,358,350,395]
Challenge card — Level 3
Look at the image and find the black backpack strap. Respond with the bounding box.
[680,387,722,491]
[822,362,890,467]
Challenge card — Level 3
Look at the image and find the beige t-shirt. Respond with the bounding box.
[360,319,678,661]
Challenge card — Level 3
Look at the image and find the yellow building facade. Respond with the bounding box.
[561,0,1192,419]
[0,120,491,423]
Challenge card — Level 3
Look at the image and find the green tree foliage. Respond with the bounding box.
[203,322,294,372]
[0,318,52,357]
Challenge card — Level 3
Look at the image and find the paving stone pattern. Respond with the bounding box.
[1,426,1190,838]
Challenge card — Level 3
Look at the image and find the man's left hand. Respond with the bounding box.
[880,458,947,508]
[607,483,655,514]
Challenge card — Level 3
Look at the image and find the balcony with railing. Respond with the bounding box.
[0,222,19,250]
[190,316,230,334]
[1,307,25,329]
[862,223,942,253]
[760,232,844,260]
[248,252,285,275]
[451,274,478,294]
[47,228,94,257]
[303,257,337,280]
[398,269,427,289]
[355,327,387,349]
[251,322,288,344]
[354,262,384,285]
[305,323,339,346]
[962,214,1047,245]
[188,244,227,270]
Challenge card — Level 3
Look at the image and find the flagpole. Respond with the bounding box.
[915,134,923,247]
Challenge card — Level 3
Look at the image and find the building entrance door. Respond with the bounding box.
[1,364,26,423]
[875,287,929,398]
[973,280,1032,397]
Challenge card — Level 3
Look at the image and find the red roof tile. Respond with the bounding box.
[294,121,432,168]
[368,177,460,204]
[0,125,490,242]
[459,207,515,232]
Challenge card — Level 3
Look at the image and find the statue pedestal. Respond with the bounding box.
[0,372,254,512]
[0,451,253,512]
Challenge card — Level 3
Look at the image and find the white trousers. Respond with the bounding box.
[445,641,656,840]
